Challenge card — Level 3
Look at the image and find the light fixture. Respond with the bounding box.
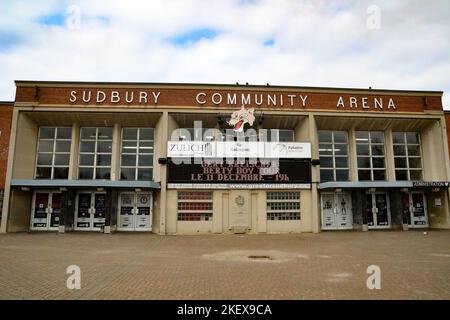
[311,159,320,166]
[21,187,30,191]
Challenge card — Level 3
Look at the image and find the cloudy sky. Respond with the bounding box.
[0,0,449,108]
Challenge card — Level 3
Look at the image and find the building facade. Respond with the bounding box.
[1,81,449,234]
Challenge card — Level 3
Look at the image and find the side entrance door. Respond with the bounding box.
[31,191,62,231]
[118,192,153,231]
[321,192,353,230]
[75,192,106,231]
[404,192,428,228]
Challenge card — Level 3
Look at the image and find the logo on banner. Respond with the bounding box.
[227,105,255,132]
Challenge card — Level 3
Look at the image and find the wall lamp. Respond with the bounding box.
[158,157,168,165]
[311,159,320,166]
[217,115,225,126]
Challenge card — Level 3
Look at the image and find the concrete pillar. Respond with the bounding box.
[159,112,169,235]
[308,114,320,233]
[385,128,395,181]
[68,123,79,180]
[348,127,358,182]
[111,123,121,181]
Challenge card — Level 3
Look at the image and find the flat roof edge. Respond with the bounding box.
[14,80,444,95]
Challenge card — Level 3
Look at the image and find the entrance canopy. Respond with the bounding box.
[10,179,161,189]
[318,181,449,190]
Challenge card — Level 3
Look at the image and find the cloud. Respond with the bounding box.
[0,0,449,109]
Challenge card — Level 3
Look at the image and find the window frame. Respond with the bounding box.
[35,126,72,179]
[318,130,350,182]
[392,132,423,181]
[266,191,301,221]
[356,131,386,181]
[120,127,155,181]
[78,127,113,180]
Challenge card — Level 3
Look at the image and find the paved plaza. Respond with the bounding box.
[0,230,449,299]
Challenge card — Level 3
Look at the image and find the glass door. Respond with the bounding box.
[31,192,61,231]
[118,192,135,231]
[49,192,62,230]
[135,193,152,231]
[76,193,92,230]
[409,192,428,228]
[31,192,50,230]
[374,193,390,227]
[118,192,152,231]
[92,193,106,231]
[367,192,391,229]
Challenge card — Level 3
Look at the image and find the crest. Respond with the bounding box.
[227,105,255,132]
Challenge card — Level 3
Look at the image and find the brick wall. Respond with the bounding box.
[0,103,13,189]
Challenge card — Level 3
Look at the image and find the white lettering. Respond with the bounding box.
[69,90,77,103]
[242,94,251,105]
[299,95,308,107]
[349,97,358,108]
[139,91,148,103]
[254,94,263,106]
[196,92,206,105]
[82,90,91,103]
[388,98,396,109]
[152,91,161,104]
[96,91,106,103]
[337,96,344,108]
[362,97,369,109]
[267,94,276,106]
[212,93,223,105]
[288,94,296,106]
[374,97,383,109]
[125,91,134,103]
[111,91,120,103]
[66,265,81,290]
[227,93,237,105]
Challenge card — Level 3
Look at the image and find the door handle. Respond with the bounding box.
[48,207,53,214]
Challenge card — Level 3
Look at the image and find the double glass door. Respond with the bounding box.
[31,191,62,231]
[366,192,391,229]
[321,192,353,230]
[75,192,106,231]
[118,192,152,231]
[402,192,428,228]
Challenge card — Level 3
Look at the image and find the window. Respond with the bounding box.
[177,192,213,221]
[178,128,219,141]
[78,127,112,179]
[262,129,295,142]
[35,127,72,179]
[120,128,154,180]
[356,131,386,181]
[393,132,423,180]
[318,130,349,182]
[266,192,300,220]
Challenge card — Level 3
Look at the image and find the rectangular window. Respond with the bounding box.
[266,192,300,220]
[356,131,386,181]
[120,128,154,180]
[78,127,112,180]
[35,127,72,179]
[177,191,213,221]
[318,130,350,182]
[393,132,423,180]
[263,129,295,142]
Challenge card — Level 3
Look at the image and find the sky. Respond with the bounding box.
[0,0,449,109]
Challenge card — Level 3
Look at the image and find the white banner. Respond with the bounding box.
[167,141,312,158]
[265,142,311,158]
[167,141,215,158]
